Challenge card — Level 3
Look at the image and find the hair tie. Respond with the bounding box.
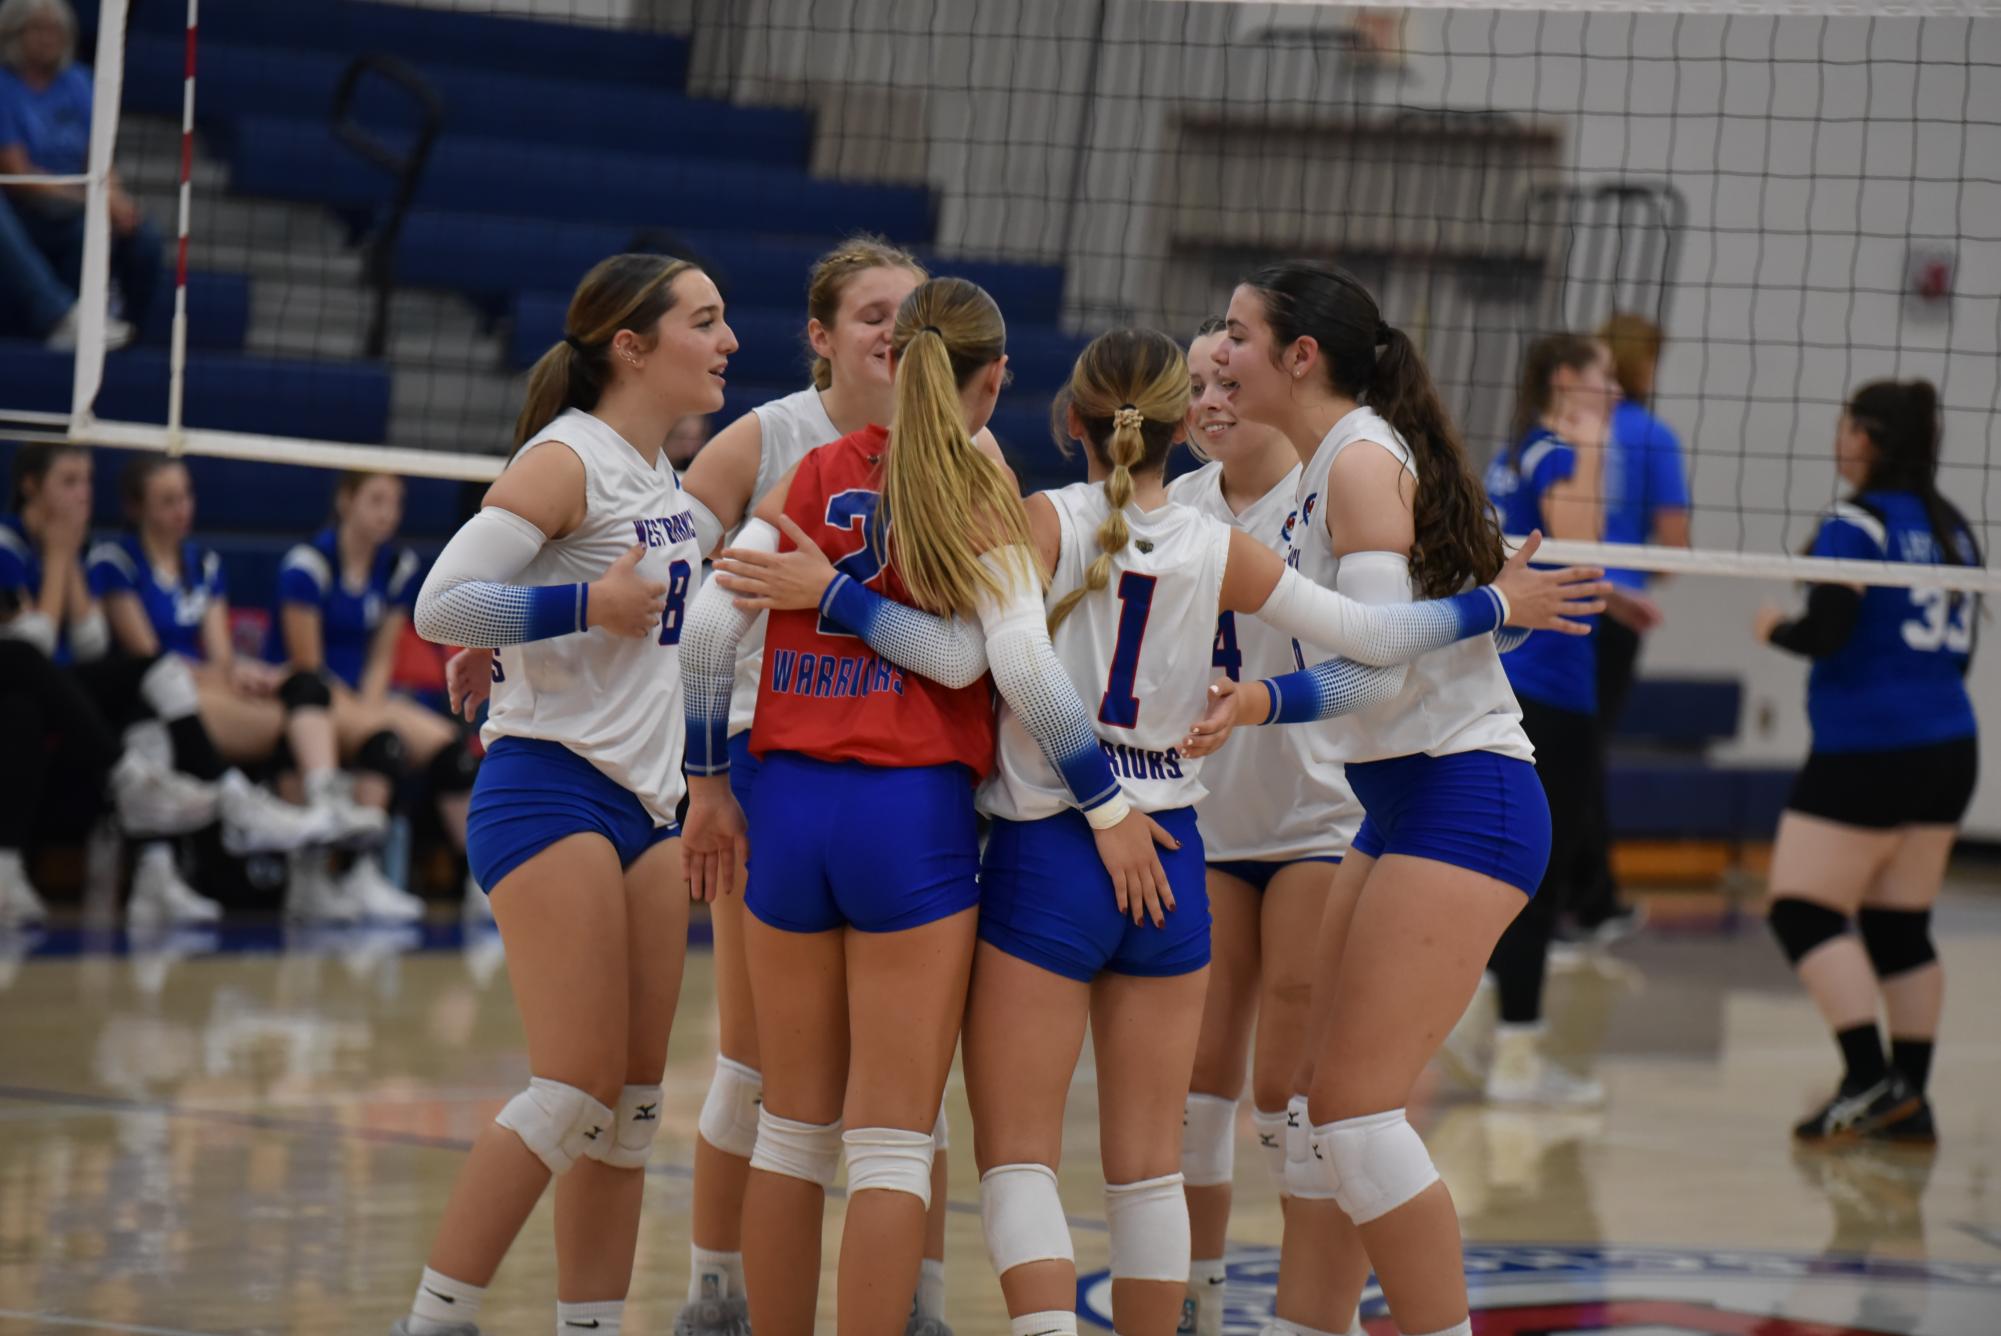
[1375,322,1393,347]
[920,324,942,336]
[1113,405,1146,433]
[563,333,588,354]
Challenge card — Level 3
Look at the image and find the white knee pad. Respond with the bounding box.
[587,1083,664,1170]
[843,1126,935,1207]
[932,1103,949,1153]
[495,1077,615,1177]
[1315,1108,1439,1225]
[748,1108,842,1188]
[139,654,200,721]
[1281,1094,1321,1199]
[980,1163,1074,1276]
[1181,1093,1237,1187]
[1105,1173,1190,1283]
[1283,1125,1341,1202]
[1251,1106,1289,1186]
[696,1056,762,1159]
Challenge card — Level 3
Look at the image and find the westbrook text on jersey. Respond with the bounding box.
[767,647,907,700]
[633,512,699,548]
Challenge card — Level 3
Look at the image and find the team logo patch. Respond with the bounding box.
[1075,1243,2001,1333]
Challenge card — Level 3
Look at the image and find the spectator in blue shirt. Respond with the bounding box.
[0,0,158,347]
[276,472,480,919]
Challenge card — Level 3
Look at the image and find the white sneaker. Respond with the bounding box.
[112,751,220,837]
[462,868,494,922]
[0,853,50,928]
[305,771,390,849]
[43,304,134,351]
[1437,972,1497,1089]
[125,845,221,929]
[219,770,339,855]
[285,852,359,924]
[342,858,426,922]
[1484,1025,1606,1108]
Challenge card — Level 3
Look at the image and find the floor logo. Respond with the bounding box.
[1076,1243,2001,1333]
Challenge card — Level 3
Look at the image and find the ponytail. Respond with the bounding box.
[1244,261,1504,596]
[1848,376,1979,569]
[1048,327,1190,631]
[513,254,698,447]
[880,277,1038,616]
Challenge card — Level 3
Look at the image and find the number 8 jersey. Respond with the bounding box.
[483,408,702,825]
[1805,490,1978,753]
[979,481,1232,822]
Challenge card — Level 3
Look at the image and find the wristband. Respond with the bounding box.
[1083,792,1131,831]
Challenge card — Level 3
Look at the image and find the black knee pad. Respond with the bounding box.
[1768,896,1852,966]
[355,728,406,780]
[424,738,480,795]
[1858,907,1937,979]
[277,669,332,713]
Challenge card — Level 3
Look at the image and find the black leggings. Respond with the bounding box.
[1573,616,1642,925]
[1489,696,1602,1024]
[0,641,126,851]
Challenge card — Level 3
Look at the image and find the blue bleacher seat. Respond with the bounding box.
[82,0,690,89]
[227,119,936,245]
[0,344,390,445]
[1611,677,1744,748]
[119,36,810,166]
[135,271,251,352]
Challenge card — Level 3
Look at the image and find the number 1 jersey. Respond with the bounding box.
[979,482,1232,823]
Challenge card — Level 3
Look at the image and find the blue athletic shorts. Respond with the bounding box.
[467,736,680,893]
[1207,856,1341,894]
[727,730,762,814]
[979,806,1210,982]
[744,751,980,934]
[1346,750,1549,896]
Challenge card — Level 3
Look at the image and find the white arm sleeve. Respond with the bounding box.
[1249,555,1504,668]
[413,506,581,648]
[817,575,988,689]
[681,519,776,775]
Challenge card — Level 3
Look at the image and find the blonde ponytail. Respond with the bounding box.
[880,278,1038,616]
[1046,328,1191,631]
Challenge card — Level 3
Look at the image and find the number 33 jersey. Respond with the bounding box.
[980,481,1232,823]
[483,408,702,825]
[1805,489,1978,753]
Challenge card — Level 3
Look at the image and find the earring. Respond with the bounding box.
[621,351,641,367]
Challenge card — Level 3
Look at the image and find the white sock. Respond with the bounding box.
[1259,1320,1341,1336]
[688,1243,744,1302]
[556,1298,623,1334]
[305,768,343,804]
[136,842,175,875]
[1404,1322,1471,1336]
[408,1267,483,1334]
[1189,1257,1226,1335]
[0,849,22,878]
[916,1256,946,1319]
[1011,1311,1077,1336]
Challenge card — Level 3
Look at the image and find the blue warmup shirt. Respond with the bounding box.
[1804,491,1978,754]
[1603,400,1690,590]
[273,528,422,689]
[0,66,93,177]
[86,534,226,661]
[1486,426,1596,713]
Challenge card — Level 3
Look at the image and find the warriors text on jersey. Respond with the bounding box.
[483,408,701,825]
[748,424,997,777]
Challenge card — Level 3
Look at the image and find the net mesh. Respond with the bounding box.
[4,0,1996,588]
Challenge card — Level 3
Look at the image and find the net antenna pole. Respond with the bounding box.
[68,0,132,442]
[166,0,201,454]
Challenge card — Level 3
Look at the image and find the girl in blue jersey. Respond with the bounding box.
[277,472,480,920]
[1756,378,1979,1146]
[1476,333,1617,1108]
[90,459,385,848]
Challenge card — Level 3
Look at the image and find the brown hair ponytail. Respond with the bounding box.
[514,253,698,447]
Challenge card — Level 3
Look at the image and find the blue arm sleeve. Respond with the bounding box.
[1257,656,1408,725]
[818,573,988,689]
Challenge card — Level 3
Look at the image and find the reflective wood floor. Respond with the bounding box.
[3,873,2000,1335]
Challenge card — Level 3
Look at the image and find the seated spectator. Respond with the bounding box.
[275,472,481,921]
[0,0,159,347]
[88,456,386,846]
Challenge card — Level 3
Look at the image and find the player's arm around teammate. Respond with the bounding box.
[391,255,734,1336]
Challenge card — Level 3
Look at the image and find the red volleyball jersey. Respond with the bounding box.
[748,425,998,778]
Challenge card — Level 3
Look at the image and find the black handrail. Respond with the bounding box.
[331,54,445,359]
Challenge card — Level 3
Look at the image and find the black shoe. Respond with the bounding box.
[1872,1094,1938,1147]
[1794,1074,1922,1145]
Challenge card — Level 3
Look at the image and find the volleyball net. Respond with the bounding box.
[5,0,1998,592]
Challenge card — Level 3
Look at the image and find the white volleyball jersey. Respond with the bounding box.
[727,386,842,737]
[979,482,1232,824]
[1168,461,1363,861]
[1286,407,1531,765]
[483,409,701,825]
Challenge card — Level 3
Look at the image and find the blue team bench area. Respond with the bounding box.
[78,0,693,88]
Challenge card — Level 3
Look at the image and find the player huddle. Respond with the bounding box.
[381,236,1974,1336]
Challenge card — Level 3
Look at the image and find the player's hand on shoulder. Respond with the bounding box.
[588,544,668,638]
[714,515,837,612]
[681,775,748,903]
[1495,531,1609,636]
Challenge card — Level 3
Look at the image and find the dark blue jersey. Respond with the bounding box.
[86,533,225,661]
[272,528,422,689]
[0,513,68,662]
[1805,491,1977,753]
[1486,427,1596,713]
